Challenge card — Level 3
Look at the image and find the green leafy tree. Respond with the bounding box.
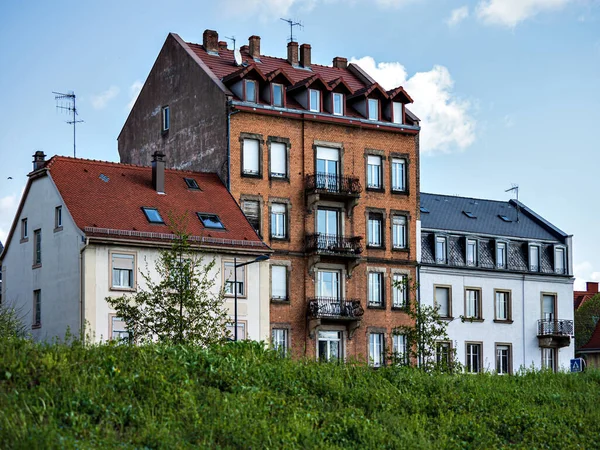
[106,218,231,345]
[575,294,600,349]
[0,300,28,339]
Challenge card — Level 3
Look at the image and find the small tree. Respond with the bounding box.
[106,218,231,346]
[0,300,28,340]
[575,294,600,350]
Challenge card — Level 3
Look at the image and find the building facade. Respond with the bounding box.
[574,282,600,368]
[118,30,421,364]
[420,193,574,372]
[0,152,271,343]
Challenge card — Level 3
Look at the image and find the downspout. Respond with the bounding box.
[226,98,240,191]
[416,263,422,367]
[522,274,526,369]
[79,236,89,342]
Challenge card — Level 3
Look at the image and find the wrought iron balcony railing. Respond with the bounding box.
[305,233,363,256]
[305,173,362,196]
[308,297,364,319]
[537,319,574,337]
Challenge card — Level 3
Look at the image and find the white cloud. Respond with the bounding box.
[127,80,143,110]
[476,0,572,27]
[504,114,515,128]
[0,193,19,245]
[446,6,470,26]
[91,86,119,110]
[574,261,600,290]
[350,56,476,153]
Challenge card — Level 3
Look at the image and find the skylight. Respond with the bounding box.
[142,207,164,224]
[420,207,430,214]
[498,215,512,223]
[99,174,110,183]
[184,177,200,190]
[198,213,225,229]
[463,211,476,219]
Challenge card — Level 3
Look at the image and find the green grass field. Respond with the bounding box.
[1,338,599,449]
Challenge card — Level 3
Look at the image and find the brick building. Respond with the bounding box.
[119,30,421,364]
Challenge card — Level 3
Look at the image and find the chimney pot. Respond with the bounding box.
[587,282,599,293]
[287,41,299,66]
[203,29,219,53]
[240,45,249,54]
[218,41,228,51]
[248,35,261,59]
[333,57,348,69]
[151,151,166,194]
[32,151,46,171]
[300,44,311,68]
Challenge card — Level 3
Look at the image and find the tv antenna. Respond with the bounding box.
[505,184,520,223]
[224,35,236,50]
[53,91,84,158]
[280,18,303,42]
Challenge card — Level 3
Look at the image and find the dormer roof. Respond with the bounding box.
[387,86,413,104]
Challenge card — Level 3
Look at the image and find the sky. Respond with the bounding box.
[0,0,598,288]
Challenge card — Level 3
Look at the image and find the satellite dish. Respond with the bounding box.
[234,49,242,66]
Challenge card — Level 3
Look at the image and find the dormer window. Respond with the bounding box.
[272,83,284,107]
[529,244,540,272]
[393,102,403,124]
[245,80,257,103]
[309,89,320,112]
[435,236,447,264]
[368,98,379,121]
[332,92,343,116]
[555,247,566,274]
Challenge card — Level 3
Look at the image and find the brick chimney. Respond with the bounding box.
[218,41,228,51]
[300,44,311,68]
[248,35,260,58]
[203,29,218,53]
[287,41,299,66]
[32,151,46,171]
[151,151,166,194]
[587,282,599,293]
[333,57,348,69]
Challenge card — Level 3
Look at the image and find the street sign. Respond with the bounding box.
[570,358,585,373]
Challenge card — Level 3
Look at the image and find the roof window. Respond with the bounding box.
[99,174,110,183]
[463,211,476,219]
[498,215,512,222]
[142,207,164,224]
[184,177,200,190]
[420,207,430,214]
[198,213,225,229]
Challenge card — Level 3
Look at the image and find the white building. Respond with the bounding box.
[419,193,574,373]
[0,151,271,343]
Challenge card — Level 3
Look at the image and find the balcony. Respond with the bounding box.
[305,173,362,216]
[307,297,364,339]
[537,319,573,348]
[305,233,363,257]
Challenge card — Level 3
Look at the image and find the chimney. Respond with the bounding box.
[218,41,228,51]
[287,41,299,66]
[333,57,348,69]
[587,282,599,293]
[32,151,46,171]
[248,35,261,59]
[151,151,166,194]
[240,45,249,55]
[203,29,218,53]
[300,44,311,68]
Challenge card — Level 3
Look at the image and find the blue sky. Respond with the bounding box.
[0,0,598,287]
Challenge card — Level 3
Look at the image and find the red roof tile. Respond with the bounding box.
[580,320,600,351]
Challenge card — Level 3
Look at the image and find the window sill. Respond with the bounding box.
[440,316,454,321]
[225,294,247,300]
[367,304,385,310]
[391,189,409,196]
[270,236,289,242]
[271,298,290,304]
[392,247,409,253]
[366,245,385,250]
[366,187,385,193]
[31,324,41,329]
[54,226,63,233]
[269,175,289,182]
[241,173,262,179]
[493,319,514,324]
[32,263,42,270]
[462,317,484,323]
[110,287,136,293]
[391,306,409,312]
[20,238,29,244]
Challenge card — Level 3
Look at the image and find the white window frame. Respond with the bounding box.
[466,239,477,266]
[332,92,343,116]
[496,242,507,269]
[465,288,481,319]
[393,334,408,365]
[435,285,451,318]
[368,271,384,307]
[55,206,62,229]
[393,102,403,124]
[272,328,289,356]
[496,344,511,375]
[109,314,130,342]
[21,218,28,240]
[495,290,511,321]
[242,138,260,176]
[435,236,447,264]
[542,347,556,372]
[392,215,407,249]
[271,203,287,239]
[33,229,41,266]
[272,83,284,107]
[392,273,407,308]
[391,158,406,192]
[223,261,246,297]
[466,342,482,373]
[555,247,566,274]
[368,98,379,120]
[270,141,287,179]
[367,213,383,247]
[271,265,288,301]
[33,289,41,327]
[111,252,135,290]
[309,89,321,112]
[245,79,257,103]
[369,332,385,367]
[529,244,540,272]
[161,106,170,132]
[317,330,342,362]
[367,155,382,189]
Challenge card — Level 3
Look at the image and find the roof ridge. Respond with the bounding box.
[421,192,513,205]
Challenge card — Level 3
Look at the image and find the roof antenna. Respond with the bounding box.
[505,184,519,223]
[53,91,84,158]
[280,18,303,43]
[224,35,236,50]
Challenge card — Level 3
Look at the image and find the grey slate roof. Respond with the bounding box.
[420,193,567,242]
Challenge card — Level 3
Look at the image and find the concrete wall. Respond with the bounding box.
[420,266,575,371]
[1,175,83,341]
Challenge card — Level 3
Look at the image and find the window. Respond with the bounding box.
[270,142,287,179]
[435,286,451,318]
[391,158,406,192]
[33,229,41,266]
[242,138,260,176]
[110,316,130,341]
[242,199,261,236]
[498,215,512,222]
[272,328,289,356]
[332,92,343,115]
[317,270,341,301]
[318,330,341,362]
[270,203,287,239]
[224,262,245,297]
[463,211,476,219]
[161,106,170,132]
[392,274,407,308]
[496,344,511,375]
[316,146,340,191]
[466,343,482,373]
[198,213,225,229]
[542,347,556,372]
[555,247,566,274]
[367,155,382,189]
[245,80,257,103]
[393,102,403,124]
[21,218,28,240]
[495,290,511,321]
[496,242,507,269]
[369,333,385,367]
[392,215,407,249]
[393,334,408,365]
[111,253,135,289]
[529,245,540,272]
[271,265,287,301]
[367,213,383,247]
[542,293,556,321]
[309,89,320,112]
[226,321,247,340]
[368,98,379,120]
[436,341,451,367]
[466,239,477,266]
[368,272,383,307]
[435,236,447,264]
[272,83,284,107]
[420,206,430,214]
[55,206,62,229]
[33,290,41,327]
[465,288,482,319]
[142,207,164,224]
[184,177,200,190]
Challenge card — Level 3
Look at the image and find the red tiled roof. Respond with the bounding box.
[580,320,600,351]
[574,293,592,310]
[45,157,267,250]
